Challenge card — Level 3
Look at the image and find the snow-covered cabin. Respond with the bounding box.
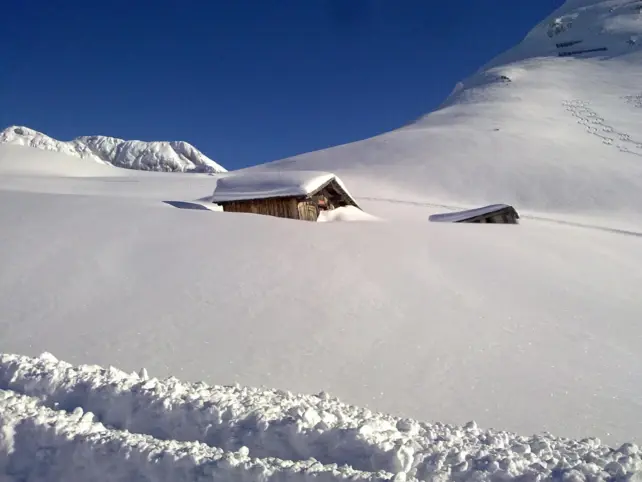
[211,171,360,221]
[429,204,519,224]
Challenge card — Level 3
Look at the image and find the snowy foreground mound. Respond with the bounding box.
[0,125,226,173]
[2,353,641,482]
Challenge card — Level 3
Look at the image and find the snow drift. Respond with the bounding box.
[317,205,380,222]
[0,125,226,173]
[2,352,641,482]
[1,184,641,447]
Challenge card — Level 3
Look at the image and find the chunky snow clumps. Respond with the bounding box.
[0,352,641,482]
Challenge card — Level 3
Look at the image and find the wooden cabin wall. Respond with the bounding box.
[297,200,320,221]
[219,194,354,222]
[458,209,518,224]
[488,211,518,224]
[222,198,303,220]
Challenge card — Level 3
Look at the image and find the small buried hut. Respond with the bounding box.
[429,204,519,224]
[211,170,360,221]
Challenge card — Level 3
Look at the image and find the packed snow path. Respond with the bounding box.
[1,353,642,482]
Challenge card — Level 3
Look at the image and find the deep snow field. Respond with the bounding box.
[2,0,642,480]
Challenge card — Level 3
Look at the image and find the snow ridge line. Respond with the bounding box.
[0,389,395,482]
[2,352,642,482]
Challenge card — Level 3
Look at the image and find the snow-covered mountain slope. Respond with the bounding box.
[3,1,642,478]
[0,125,226,173]
[251,0,642,224]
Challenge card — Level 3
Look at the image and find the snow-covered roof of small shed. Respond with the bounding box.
[211,170,358,205]
[429,204,518,223]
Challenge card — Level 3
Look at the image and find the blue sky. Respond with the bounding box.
[1,0,564,170]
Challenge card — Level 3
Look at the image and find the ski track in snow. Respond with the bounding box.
[2,353,642,482]
[563,99,642,156]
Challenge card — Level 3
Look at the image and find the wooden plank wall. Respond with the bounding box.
[222,198,312,220]
[462,210,518,224]
[297,200,319,221]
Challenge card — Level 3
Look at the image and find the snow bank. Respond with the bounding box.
[317,206,380,222]
[0,389,389,482]
[0,352,421,474]
[2,188,642,444]
[2,352,642,482]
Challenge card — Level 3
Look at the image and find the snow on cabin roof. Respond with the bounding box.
[429,204,517,223]
[210,170,357,205]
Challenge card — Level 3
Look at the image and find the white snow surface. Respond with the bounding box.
[210,170,355,203]
[317,205,380,222]
[0,125,226,173]
[2,0,642,478]
[2,352,642,482]
[1,177,642,447]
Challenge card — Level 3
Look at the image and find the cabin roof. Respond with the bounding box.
[429,204,518,223]
[210,170,358,207]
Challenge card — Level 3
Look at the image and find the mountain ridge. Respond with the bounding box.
[0,125,226,173]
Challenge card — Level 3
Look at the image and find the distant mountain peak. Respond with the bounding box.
[257,0,642,217]
[0,126,227,173]
[480,0,642,72]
